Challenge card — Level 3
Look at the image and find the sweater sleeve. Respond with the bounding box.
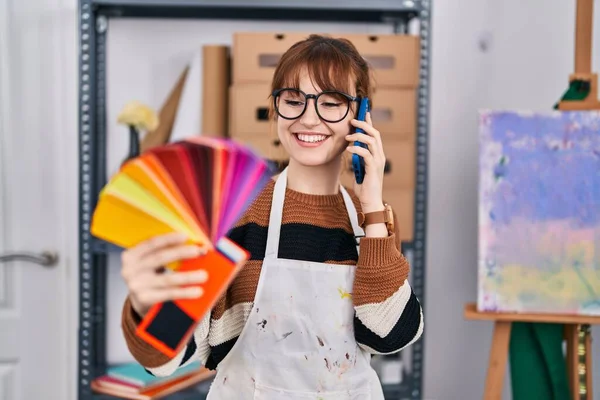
[119,189,262,375]
[121,296,211,377]
[351,209,424,354]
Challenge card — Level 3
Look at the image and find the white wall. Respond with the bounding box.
[425,1,600,399]
[425,1,494,398]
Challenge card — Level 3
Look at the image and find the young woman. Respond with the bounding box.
[120,34,424,399]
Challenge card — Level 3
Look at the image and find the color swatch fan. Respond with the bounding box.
[90,136,274,357]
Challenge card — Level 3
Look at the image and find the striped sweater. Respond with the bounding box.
[121,180,424,376]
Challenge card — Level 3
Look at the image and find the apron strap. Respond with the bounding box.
[264,167,364,258]
[264,167,288,258]
[339,185,364,251]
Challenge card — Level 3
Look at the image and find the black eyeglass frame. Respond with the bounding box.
[271,87,362,123]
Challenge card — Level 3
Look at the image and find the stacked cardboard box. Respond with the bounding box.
[228,33,288,164]
[228,32,420,241]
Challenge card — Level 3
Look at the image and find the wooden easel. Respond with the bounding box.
[464,304,600,400]
[467,1,600,398]
[558,0,600,110]
[556,0,600,396]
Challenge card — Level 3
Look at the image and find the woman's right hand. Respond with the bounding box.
[121,232,209,318]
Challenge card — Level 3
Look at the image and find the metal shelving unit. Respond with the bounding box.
[77,0,431,399]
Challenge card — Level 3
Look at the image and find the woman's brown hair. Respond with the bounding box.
[268,34,372,120]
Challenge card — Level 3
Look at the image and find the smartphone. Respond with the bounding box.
[352,97,370,184]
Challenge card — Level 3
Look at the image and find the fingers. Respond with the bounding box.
[351,115,385,159]
[345,136,382,168]
[150,269,209,289]
[122,232,207,277]
[122,233,212,316]
[346,132,376,148]
[366,111,374,126]
[136,244,206,273]
[346,145,374,167]
[346,120,386,176]
[135,285,205,307]
[124,232,188,262]
[127,268,209,315]
[351,115,380,141]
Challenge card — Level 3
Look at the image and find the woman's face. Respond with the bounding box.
[275,69,356,168]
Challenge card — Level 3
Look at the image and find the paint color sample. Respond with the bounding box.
[90,136,275,356]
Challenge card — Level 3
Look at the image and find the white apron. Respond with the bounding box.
[207,167,385,399]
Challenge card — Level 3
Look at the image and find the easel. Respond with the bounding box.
[464,304,600,400]
[558,0,600,110]
[466,1,600,398]
[556,0,600,396]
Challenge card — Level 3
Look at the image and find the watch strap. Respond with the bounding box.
[363,210,388,225]
[358,204,395,235]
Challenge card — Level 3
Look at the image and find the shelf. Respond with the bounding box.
[93,379,213,400]
[91,0,421,22]
[79,0,431,398]
[92,238,124,254]
[383,381,411,399]
[92,382,409,400]
[92,0,419,9]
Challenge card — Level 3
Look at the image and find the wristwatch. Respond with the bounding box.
[357,203,395,236]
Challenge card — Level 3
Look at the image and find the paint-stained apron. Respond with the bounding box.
[206,167,385,399]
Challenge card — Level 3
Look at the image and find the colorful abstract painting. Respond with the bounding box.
[478,110,600,316]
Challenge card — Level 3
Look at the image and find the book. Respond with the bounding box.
[91,361,215,399]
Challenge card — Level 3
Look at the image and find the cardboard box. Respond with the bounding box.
[383,188,414,242]
[371,88,416,139]
[232,32,420,88]
[229,83,416,139]
[228,84,273,137]
[232,134,288,161]
[340,138,415,190]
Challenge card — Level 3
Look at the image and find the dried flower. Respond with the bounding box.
[117,101,159,131]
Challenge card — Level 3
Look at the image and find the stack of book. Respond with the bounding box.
[91,361,215,399]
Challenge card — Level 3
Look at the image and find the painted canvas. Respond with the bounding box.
[478,110,600,316]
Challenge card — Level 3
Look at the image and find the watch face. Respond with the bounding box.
[384,205,392,220]
[385,205,394,232]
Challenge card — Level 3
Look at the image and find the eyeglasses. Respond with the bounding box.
[272,88,361,123]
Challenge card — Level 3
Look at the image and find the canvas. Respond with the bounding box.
[478,110,600,316]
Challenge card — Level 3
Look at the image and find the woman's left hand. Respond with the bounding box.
[345,112,386,213]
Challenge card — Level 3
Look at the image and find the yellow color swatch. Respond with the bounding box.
[98,173,208,246]
[121,158,203,237]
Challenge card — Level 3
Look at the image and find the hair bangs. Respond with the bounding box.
[273,39,356,96]
[268,34,371,121]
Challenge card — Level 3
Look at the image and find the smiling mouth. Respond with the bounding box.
[294,133,329,143]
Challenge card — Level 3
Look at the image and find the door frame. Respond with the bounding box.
[0,1,79,399]
[51,2,80,399]
[0,0,10,257]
